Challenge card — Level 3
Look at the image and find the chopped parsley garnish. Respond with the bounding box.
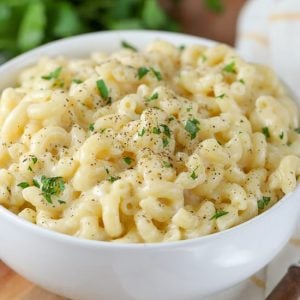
[100,128,106,133]
[17,182,30,189]
[147,92,159,102]
[138,127,146,137]
[121,40,137,52]
[27,155,38,171]
[168,116,175,122]
[210,210,229,220]
[201,54,207,62]
[178,45,185,51]
[257,196,271,210]
[57,200,66,204]
[162,137,169,148]
[88,123,95,132]
[96,79,109,101]
[187,107,192,112]
[123,157,132,165]
[72,79,83,84]
[138,67,150,79]
[216,93,226,99]
[160,124,171,138]
[41,67,62,80]
[238,78,245,84]
[223,61,236,74]
[190,166,199,180]
[104,168,121,183]
[262,127,270,138]
[185,118,200,140]
[294,128,300,134]
[40,176,65,204]
[32,179,40,188]
[137,67,162,81]
[152,126,161,134]
[279,132,284,140]
[107,176,121,183]
[162,161,172,168]
[30,155,38,164]
[150,67,162,81]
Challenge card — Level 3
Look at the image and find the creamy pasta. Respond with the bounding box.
[0,40,299,243]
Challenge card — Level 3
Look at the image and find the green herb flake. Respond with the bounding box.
[30,155,38,164]
[100,128,106,133]
[160,124,171,138]
[147,92,159,102]
[96,79,109,101]
[138,67,150,79]
[138,127,146,137]
[216,93,226,99]
[201,54,207,62]
[190,166,199,180]
[162,161,172,168]
[88,123,95,132]
[17,182,30,189]
[121,40,137,52]
[223,61,236,74]
[123,157,132,165]
[257,196,271,210]
[187,107,192,112]
[294,128,300,134]
[150,67,162,81]
[210,210,229,220]
[279,132,284,140]
[32,179,40,188]
[72,79,83,84]
[57,199,66,204]
[152,127,161,134]
[41,67,62,80]
[238,78,245,84]
[108,176,121,183]
[178,45,185,51]
[28,154,38,171]
[185,118,200,140]
[162,137,169,148]
[40,176,65,204]
[168,116,175,122]
[262,127,270,139]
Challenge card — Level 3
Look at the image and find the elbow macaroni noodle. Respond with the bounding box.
[0,40,299,243]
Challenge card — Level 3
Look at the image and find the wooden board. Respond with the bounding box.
[0,261,66,300]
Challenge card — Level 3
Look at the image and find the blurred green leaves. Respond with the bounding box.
[17,1,46,52]
[0,0,224,60]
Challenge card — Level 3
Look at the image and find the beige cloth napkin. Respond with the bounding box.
[207,1,300,299]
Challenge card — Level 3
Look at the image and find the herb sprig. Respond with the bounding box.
[210,210,229,220]
[257,196,271,210]
[185,118,200,140]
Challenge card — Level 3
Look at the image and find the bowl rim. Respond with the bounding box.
[0,29,299,250]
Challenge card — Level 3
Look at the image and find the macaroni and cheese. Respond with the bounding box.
[0,40,299,243]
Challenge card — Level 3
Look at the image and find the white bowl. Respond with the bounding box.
[0,30,300,300]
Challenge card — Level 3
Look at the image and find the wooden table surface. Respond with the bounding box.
[0,261,65,300]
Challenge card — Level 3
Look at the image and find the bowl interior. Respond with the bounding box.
[0,30,299,250]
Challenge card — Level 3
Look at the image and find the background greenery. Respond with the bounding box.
[0,0,224,61]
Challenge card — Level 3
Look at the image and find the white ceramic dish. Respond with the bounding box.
[0,30,300,300]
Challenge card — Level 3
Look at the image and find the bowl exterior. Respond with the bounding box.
[0,30,300,300]
[0,187,299,300]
